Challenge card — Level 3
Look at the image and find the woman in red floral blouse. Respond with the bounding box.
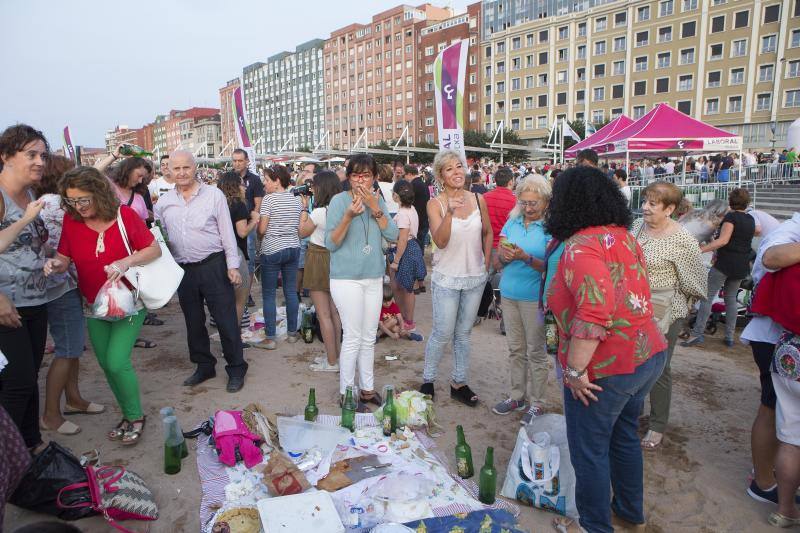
[545,166,667,533]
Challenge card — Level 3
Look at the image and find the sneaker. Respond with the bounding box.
[259,339,277,350]
[310,360,339,372]
[521,405,544,425]
[680,335,704,347]
[492,398,528,415]
[286,332,300,344]
[407,332,424,342]
[747,480,779,505]
[724,338,735,348]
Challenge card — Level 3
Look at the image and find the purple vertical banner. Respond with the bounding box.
[232,85,257,172]
[433,40,468,160]
[63,126,75,161]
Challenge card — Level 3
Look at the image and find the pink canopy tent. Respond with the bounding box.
[564,115,634,159]
[595,103,742,156]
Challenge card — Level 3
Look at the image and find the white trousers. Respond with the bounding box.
[330,278,383,395]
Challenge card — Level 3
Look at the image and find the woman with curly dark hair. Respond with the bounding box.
[545,166,667,533]
[44,166,161,446]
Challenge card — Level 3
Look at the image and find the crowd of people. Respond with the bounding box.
[0,121,798,532]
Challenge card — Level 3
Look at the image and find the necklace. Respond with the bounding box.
[95,231,106,257]
[360,214,371,255]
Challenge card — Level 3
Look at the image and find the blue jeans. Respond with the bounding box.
[563,350,667,533]
[246,232,257,274]
[260,247,300,338]
[423,281,484,384]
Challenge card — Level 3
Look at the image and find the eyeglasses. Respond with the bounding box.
[350,172,373,180]
[63,196,92,208]
[518,200,542,208]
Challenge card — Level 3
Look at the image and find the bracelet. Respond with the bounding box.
[372,210,384,219]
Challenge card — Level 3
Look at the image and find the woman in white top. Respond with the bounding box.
[420,150,492,407]
[298,171,343,372]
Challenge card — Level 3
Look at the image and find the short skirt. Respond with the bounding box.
[303,243,331,292]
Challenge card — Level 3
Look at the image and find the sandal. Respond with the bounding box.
[134,338,157,349]
[108,419,130,441]
[121,417,146,446]
[40,418,81,435]
[143,314,164,326]
[420,382,435,400]
[64,402,105,415]
[768,512,800,528]
[641,430,663,450]
[450,384,479,407]
[360,391,383,407]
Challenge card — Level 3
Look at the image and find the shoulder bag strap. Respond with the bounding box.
[116,208,133,256]
[0,189,5,221]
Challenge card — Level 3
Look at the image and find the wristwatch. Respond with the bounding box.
[371,210,384,220]
[565,365,587,379]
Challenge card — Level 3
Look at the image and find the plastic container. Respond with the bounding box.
[257,490,344,533]
[277,416,350,456]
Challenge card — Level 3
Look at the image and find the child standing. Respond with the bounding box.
[388,180,426,331]
[379,285,423,341]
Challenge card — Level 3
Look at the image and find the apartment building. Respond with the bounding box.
[219,78,240,154]
[242,39,325,154]
[416,3,483,144]
[481,0,800,148]
[104,125,147,154]
[323,4,453,150]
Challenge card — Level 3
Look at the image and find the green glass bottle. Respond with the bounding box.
[454,425,474,479]
[163,416,182,475]
[160,407,187,458]
[301,307,314,344]
[478,446,497,504]
[382,386,397,436]
[304,387,319,422]
[154,220,169,245]
[119,143,153,157]
[341,386,356,432]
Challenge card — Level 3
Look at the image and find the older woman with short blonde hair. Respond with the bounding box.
[420,150,492,407]
[491,175,554,424]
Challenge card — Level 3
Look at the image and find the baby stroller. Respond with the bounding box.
[684,279,752,337]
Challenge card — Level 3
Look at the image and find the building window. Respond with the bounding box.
[682,21,696,38]
[526,54,534,67]
[511,78,521,90]
[525,75,534,89]
[577,68,586,81]
[788,60,800,78]
[558,26,569,39]
[677,100,692,114]
[557,92,567,105]
[538,94,548,107]
[577,45,586,59]
[596,16,607,32]
[657,52,671,69]
[576,90,585,103]
[730,67,745,85]
[680,48,695,65]
[594,63,606,78]
[578,22,587,37]
[539,29,549,43]
[538,73,548,86]
[734,10,749,28]
[512,57,521,70]
[497,42,505,53]
[485,45,492,58]
[524,117,533,130]
[633,105,646,119]
[786,89,800,107]
[638,6,650,21]
[678,74,693,91]
[538,116,548,129]
[612,84,623,99]
[539,51,548,65]
[707,70,721,87]
[759,64,775,82]
[792,30,800,48]
[728,95,743,113]
[636,31,649,47]
[634,80,647,95]
[613,60,625,76]
[635,56,648,71]
[706,98,719,114]
[485,84,491,96]
[511,98,520,111]
[512,37,521,50]
[615,11,627,26]
[731,39,747,57]
[682,0,698,11]
[656,77,669,93]
[526,34,534,47]
[592,109,605,123]
[594,41,606,55]
[511,118,520,131]
[558,48,568,62]
[711,15,725,33]
[425,117,434,126]
[763,4,780,23]
[593,87,605,101]
[525,96,534,108]
[557,70,568,84]
[425,46,434,56]
[660,0,674,16]
[497,81,505,93]
[485,104,492,116]
[614,37,626,52]
[658,26,672,43]
[756,93,772,111]
[709,43,723,60]
[761,35,777,54]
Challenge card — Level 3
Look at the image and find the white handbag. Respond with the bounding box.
[116,210,183,309]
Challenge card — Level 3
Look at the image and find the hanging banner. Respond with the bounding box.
[62,126,75,161]
[433,40,468,161]
[232,84,258,172]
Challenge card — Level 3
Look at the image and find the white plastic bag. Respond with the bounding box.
[500,413,578,518]
[89,279,137,321]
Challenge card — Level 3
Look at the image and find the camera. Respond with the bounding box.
[292,183,312,197]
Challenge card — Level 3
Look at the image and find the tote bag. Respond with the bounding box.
[116,209,183,309]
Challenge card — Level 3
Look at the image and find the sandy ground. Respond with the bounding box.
[4,284,781,533]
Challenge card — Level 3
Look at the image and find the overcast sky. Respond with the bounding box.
[0,0,471,149]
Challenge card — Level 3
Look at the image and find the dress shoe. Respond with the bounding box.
[183,370,216,386]
[226,376,245,393]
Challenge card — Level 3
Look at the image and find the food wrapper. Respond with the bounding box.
[373,391,440,435]
[89,279,137,321]
[261,451,310,496]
